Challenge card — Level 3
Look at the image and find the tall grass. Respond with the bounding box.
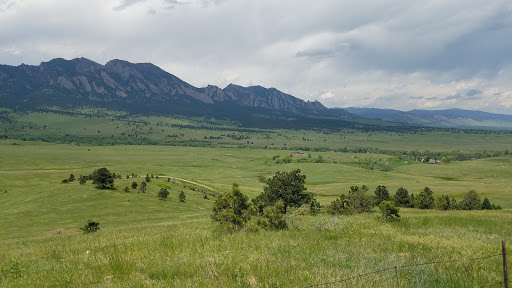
[0,141,510,287]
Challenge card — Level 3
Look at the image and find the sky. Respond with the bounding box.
[1,0,512,114]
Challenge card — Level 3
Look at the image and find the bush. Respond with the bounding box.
[158,188,169,200]
[435,195,457,210]
[326,194,351,215]
[80,220,100,234]
[139,182,147,193]
[379,201,400,221]
[212,183,254,231]
[309,199,321,216]
[257,200,288,230]
[179,191,186,202]
[348,185,374,213]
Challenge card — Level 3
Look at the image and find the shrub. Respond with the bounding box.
[326,194,352,215]
[80,220,100,234]
[139,182,147,193]
[348,185,374,213]
[123,186,129,193]
[179,191,186,202]
[379,201,400,221]
[434,195,456,210]
[212,182,254,231]
[131,181,138,189]
[309,199,321,216]
[257,200,288,230]
[158,188,169,200]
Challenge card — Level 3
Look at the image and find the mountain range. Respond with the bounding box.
[0,57,328,117]
[1,57,511,130]
[343,107,512,130]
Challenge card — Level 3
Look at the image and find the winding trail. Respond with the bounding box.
[133,175,215,192]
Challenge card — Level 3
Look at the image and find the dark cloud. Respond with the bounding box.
[466,89,482,97]
[113,0,145,11]
[296,48,335,58]
[445,94,461,100]
[1,0,512,114]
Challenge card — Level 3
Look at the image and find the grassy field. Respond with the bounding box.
[0,140,511,287]
[2,108,512,153]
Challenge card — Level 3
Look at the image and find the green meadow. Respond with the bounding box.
[0,139,511,287]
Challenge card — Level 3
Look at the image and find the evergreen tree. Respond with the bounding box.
[374,185,390,204]
[158,188,169,200]
[253,169,310,213]
[211,182,254,231]
[91,168,114,189]
[139,181,147,193]
[461,190,481,210]
[348,185,374,213]
[179,191,186,202]
[379,200,400,221]
[394,187,411,207]
[481,197,492,210]
[257,200,288,230]
[416,187,434,209]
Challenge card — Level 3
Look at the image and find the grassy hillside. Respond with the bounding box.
[0,141,510,287]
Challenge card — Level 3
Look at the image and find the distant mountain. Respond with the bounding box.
[0,58,328,117]
[344,107,512,129]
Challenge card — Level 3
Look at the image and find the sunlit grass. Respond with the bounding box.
[0,142,510,287]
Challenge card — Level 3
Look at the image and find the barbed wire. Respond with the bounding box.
[304,253,504,288]
[480,282,504,288]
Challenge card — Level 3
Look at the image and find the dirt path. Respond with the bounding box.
[134,175,215,192]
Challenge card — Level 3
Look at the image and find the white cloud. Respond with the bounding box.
[0,0,511,113]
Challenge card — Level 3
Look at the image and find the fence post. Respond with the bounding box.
[504,240,509,288]
[395,266,400,288]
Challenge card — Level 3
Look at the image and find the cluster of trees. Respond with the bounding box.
[62,168,125,188]
[272,154,325,165]
[212,169,315,231]
[212,170,504,232]
[327,185,501,216]
[61,169,191,202]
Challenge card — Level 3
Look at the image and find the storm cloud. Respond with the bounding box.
[0,0,511,113]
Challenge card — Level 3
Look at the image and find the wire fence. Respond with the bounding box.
[304,241,509,288]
